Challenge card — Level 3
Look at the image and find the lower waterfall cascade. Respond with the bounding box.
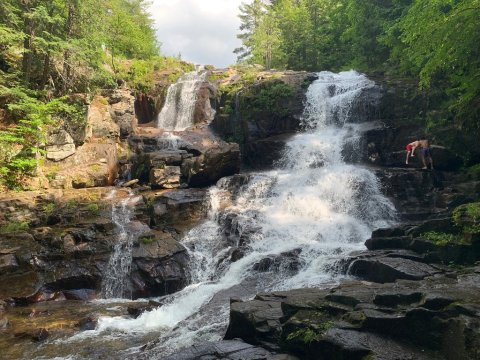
[101,190,147,299]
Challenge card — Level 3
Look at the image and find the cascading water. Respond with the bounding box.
[101,190,146,299]
[91,71,396,358]
[26,71,395,360]
[157,69,210,131]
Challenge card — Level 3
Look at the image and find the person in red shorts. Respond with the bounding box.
[405,140,419,165]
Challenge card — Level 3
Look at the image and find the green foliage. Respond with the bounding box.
[140,234,156,245]
[466,164,480,180]
[0,0,160,93]
[209,71,230,82]
[421,231,465,246]
[42,202,56,214]
[0,221,30,234]
[286,328,319,343]
[65,199,78,209]
[453,202,480,234]
[244,81,295,117]
[86,203,100,215]
[234,0,268,62]
[116,56,194,92]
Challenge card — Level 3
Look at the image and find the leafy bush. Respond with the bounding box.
[42,203,56,214]
[421,231,461,246]
[286,328,319,343]
[86,203,100,216]
[0,221,30,234]
[0,86,85,189]
[116,56,195,92]
[453,202,480,234]
[244,80,295,117]
[466,164,480,180]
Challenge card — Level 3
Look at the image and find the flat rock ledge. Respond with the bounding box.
[157,340,298,360]
[223,268,480,360]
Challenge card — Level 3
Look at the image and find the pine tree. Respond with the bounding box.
[234,0,268,63]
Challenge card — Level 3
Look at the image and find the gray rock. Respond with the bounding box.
[157,340,280,360]
[348,256,440,283]
[181,143,240,187]
[46,129,76,161]
[150,166,181,189]
[0,253,19,272]
[149,150,188,166]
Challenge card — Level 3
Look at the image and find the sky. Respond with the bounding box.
[148,0,244,68]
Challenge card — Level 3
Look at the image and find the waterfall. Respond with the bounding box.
[95,71,396,357]
[101,190,146,299]
[157,69,209,131]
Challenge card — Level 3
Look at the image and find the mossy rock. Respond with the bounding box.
[453,202,480,234]
[280,309,335,354]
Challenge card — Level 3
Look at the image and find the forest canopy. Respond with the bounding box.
[236,0,480,133]
[0,0,162,187]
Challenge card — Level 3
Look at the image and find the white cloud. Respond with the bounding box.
[149,0,244,68]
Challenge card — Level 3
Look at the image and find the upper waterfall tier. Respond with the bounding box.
[157,70,214,131]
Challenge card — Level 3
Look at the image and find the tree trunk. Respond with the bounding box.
[40,53,50,89]
[63,0,79,93]
[21,9,34,84]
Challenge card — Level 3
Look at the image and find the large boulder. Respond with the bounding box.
[348,255,441,283]
[85,96,120,140]
[129,231,189,298]
[146,188,207,230]
[193,81,216,125]
[181,143,240,187]
[107,88,137,139]
[45,129,76,161]
[150,166,181,189]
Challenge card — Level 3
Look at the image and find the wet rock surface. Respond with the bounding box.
[224,269,480,360]
[0,187,201,304]
[158,340,297,360]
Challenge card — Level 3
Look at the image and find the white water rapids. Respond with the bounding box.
[59,71,396,359]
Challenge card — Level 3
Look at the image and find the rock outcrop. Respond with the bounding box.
[0,187,205,304]
[211,70,317,169]
[129,127,241,189]
[224,269,480,359]
[45,129,76,161]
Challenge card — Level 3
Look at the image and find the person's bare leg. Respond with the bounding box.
[422,154,427,169]
[406,151,411,164]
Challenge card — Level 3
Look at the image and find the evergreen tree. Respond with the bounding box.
[234,0,268,63]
